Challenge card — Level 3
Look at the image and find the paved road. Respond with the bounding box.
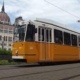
[0,63,80,80]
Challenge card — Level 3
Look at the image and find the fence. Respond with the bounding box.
[0,54,12,62]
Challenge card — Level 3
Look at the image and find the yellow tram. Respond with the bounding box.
[12,19,80,63]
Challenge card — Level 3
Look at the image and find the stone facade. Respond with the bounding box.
[0,2,14,50]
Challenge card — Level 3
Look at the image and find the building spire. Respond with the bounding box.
[2,1,5,12]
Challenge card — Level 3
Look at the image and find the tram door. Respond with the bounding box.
[38,27,52,61]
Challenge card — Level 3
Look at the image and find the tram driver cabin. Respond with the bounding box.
[12,19,80,63]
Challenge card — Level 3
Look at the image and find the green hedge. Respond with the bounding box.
[0,49,12,55]
[0,60,16,65]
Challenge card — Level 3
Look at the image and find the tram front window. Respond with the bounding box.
[14,26,25,42]
[14,23,36,42]
[26,23,36,41]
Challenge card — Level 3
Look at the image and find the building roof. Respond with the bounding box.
[35,18,80,34]
[0,2,10,24]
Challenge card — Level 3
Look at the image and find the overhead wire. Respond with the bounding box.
[44,0,80,20]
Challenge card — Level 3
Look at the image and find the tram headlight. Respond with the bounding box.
[16,50,18,56]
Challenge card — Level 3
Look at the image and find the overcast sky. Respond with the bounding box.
[0,0,80,32]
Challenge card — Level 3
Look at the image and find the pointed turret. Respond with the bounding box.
[0,1,10,24]
[1,1,5,12]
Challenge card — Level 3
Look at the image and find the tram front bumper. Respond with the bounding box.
[12,56,27,62]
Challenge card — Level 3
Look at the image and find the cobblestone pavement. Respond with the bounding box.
[0,63,80,80]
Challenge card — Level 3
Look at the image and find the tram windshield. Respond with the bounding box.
[14,26,25,42]
[14,23,36,42]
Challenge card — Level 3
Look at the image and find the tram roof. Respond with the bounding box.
[35,18,80,34]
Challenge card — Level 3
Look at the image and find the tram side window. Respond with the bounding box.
[71,34,77,46]
[46,29,52,42]
[64,32,71,45]
[78,36,80,46]
[54,29,63,44]
[46,29,48,42]
[38,28,44,41]
[50,30,52,42]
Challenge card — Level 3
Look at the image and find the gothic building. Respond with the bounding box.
[0,2,14,50]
